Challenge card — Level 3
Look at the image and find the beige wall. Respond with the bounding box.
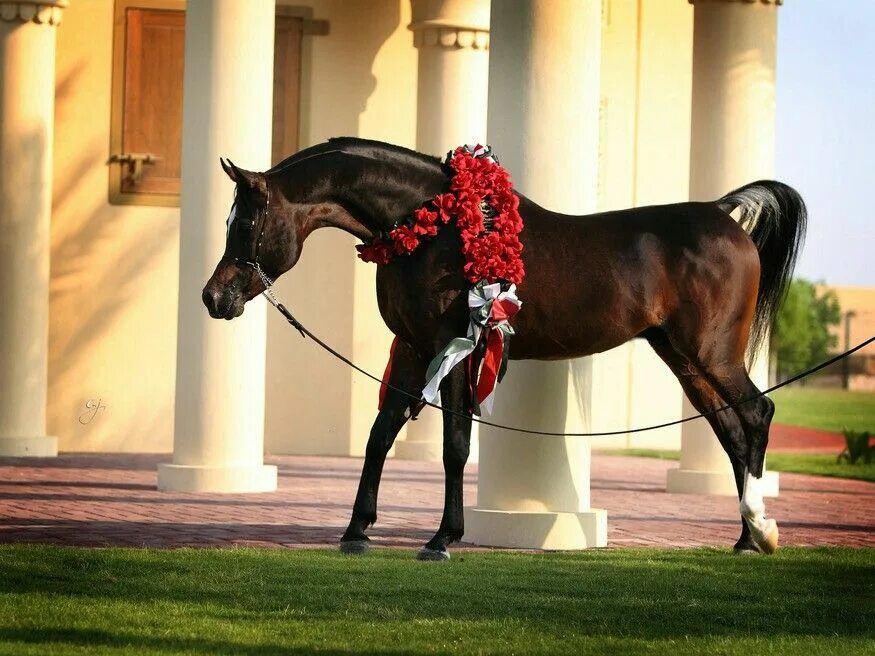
[49,0,416,454]
[593,0,693,450]
[265,0,417,456]
[50,0,180,453]
[48,0,695,455]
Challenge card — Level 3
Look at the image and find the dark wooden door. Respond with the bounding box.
[121,7,185,196]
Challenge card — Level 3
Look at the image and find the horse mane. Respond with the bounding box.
[266,137,441,176]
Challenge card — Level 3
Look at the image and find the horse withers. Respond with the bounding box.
[203,138,805,559]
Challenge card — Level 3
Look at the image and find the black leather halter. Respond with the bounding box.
[231,185,270,273]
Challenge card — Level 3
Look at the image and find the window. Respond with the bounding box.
[109,1,306,206]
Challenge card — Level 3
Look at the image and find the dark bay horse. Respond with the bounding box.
[203,138,806,559]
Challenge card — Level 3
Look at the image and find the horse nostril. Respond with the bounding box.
[202,288,217,313]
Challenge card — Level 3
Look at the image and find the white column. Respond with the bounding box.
[394,0,490,463]
[667,0,781,497]
[158,0,277,493]
[464,0,607,549]
[0,1,66,457]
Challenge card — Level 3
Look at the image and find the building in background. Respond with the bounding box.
[1,0,797,547]
[814,286,875,391]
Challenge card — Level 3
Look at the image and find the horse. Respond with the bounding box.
[203,137,806,559]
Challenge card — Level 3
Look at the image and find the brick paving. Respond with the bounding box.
[0,453,872,550]
[769,423,849,453]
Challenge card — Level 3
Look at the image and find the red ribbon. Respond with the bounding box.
[475,298,521,404]
[476,328,504,404]
[378,336,399,409]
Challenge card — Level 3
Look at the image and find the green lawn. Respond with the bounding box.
[771,388,875,433]
[596,449,875,482]
[0,546,873,655]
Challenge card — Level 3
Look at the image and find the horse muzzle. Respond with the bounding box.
[202,286,244,320]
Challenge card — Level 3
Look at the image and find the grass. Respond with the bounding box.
[0,546,873,655]
[771,388,875,433]
[596,448,875,482]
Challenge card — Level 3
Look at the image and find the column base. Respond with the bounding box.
[157,463,277,493]
[666,468,779,497]
[464,506,608,550]
[393,439,443,462]
[0,436,57,457]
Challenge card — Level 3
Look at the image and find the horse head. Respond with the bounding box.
[202,156,359,319]
[202,139,448,320]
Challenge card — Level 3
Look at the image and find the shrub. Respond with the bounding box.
[837,429,872,465]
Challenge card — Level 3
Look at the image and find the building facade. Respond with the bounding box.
[1,0,785,547]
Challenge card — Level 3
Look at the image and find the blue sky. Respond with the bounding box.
[776,1,874,287]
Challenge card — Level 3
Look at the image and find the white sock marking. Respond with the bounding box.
[741,469,767,527]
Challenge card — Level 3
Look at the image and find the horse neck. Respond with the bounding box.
[274,150,448,239]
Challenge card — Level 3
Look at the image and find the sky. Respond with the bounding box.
[776,1,875,287]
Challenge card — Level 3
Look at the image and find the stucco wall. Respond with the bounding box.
[49,0,416,454]
[48,0,692,456]
[50,0,180,452]
[592,0,693,450]
[265,0,417,456]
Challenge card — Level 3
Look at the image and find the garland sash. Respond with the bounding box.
[366,144,524,416]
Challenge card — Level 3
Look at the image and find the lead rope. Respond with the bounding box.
[257,277,873,437]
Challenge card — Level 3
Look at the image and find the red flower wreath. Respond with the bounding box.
[355,145,526,286]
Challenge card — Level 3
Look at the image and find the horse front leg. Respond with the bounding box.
[417,363,473,561]
[340,340,425,554]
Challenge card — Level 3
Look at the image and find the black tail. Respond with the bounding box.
[717,180,807,361]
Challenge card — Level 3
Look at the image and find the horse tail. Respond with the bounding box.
[717,180,808,360]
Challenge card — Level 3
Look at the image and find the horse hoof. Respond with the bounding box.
[745,517,779,555]
[416,546,450,561]
[733,546,761,556]
[339,539,370,555]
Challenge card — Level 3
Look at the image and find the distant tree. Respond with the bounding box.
[770,279,841,380]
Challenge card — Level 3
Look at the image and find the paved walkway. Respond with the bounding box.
[0,454,872,550]
[770,424,849,453]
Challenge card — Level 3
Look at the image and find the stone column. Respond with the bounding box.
[158,0,277,493]
[667,0,781,496]
[394,0,490,463]
[464,0,607,549]
[0,1,66,457]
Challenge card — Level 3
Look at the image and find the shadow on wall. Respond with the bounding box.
[0,123,48,437]
[266,0,409,457]
[48,59,179,453]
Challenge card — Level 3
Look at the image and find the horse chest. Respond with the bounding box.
[375,259,468,355]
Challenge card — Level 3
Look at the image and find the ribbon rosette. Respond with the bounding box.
[422,281,521,415]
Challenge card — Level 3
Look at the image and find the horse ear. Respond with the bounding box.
[220,157,236,181]
[220,158,266,195]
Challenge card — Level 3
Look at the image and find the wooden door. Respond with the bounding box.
[120,7,185,196]
[273,16,303,165]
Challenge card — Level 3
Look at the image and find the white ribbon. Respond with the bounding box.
[421,282,520,413]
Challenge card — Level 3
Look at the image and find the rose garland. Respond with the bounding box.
[363,144,524,416]
[356,145,525,285]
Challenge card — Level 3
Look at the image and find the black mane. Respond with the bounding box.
[266,137,441,176]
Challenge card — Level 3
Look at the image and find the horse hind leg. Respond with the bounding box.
[690,357,779,554]
[645,330,760,553]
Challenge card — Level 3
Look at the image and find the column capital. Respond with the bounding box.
[409,0,489,50]
[0,1,67,25]
[688,0,782,5]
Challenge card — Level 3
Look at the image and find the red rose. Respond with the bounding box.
[390,225,420,254]
[433,193,457,223]
[356,241,395,265]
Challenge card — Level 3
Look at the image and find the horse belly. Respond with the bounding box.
[507,309,651,360]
